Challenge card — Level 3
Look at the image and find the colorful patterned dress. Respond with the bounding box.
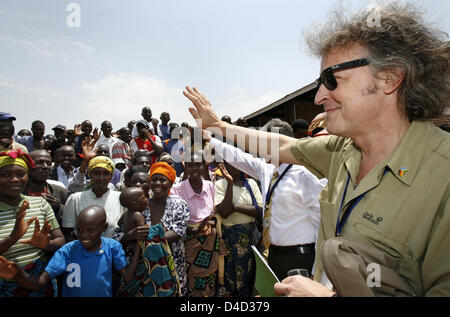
[112,195,190,296]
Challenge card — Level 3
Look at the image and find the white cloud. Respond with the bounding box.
[216,86,284,122]
[80,73,192,128]
[79,74,284,129]
[0,77,63,101]
[0,9,47,21]
[0,33,97,66]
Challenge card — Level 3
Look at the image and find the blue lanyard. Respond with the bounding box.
[265,164,293,207]
[241,174,261,216]
[335,170,388,237]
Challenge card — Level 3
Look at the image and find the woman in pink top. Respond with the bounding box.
[171,151,227,297]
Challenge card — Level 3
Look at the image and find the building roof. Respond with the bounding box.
[243,82,317,121]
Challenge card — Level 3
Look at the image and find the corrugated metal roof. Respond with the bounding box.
[243,82,317,120]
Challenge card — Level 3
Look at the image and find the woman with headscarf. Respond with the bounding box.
[0,149,65,297]
[113,162,190,296]
[61,155,125,242]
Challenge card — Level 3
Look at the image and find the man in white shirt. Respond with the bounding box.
[51,145,77,190]
[206,119,327,280]
[131,106,156,139]
[94,121,120,158]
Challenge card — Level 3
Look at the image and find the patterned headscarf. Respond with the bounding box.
[0,149,35,172]
[150,162,176,183]
[87,156,115,175]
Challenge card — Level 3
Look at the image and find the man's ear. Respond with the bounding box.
[102,222,108,232]
[380,68,405,95]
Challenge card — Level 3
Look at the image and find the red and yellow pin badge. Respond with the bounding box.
[398,167,408,177]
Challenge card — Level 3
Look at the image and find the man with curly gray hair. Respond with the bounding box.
[184,2,449,297]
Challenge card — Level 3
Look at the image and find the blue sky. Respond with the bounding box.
[1,0,449,132]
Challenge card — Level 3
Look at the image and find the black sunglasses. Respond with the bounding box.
[315,58,370,91]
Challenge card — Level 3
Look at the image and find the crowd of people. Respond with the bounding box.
[0,2,449,298]
[0,103,327,297]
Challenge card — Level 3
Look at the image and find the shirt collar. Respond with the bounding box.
[88,188,111,199]
[185,179,206,198]
[0,195,27,212]
[383,121,431,186]
[341,121,431,187]
[79,238,106,257]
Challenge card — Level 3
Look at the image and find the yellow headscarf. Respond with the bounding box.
[87,156,115,175]
[0,149,35,172]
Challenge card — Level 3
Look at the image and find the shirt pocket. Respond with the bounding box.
[351,221,420,291]
[352,221,414,260]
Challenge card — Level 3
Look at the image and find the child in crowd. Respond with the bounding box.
[119,187,148,255]
[0,206,140,297]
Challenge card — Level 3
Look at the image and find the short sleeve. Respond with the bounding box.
[62,194,78,229]
[164,197,189,239]
[130,139,139,153]
[45,244,71,279]
[41,198,60,231]
[153,135,162,147]
[214,179,227,207]
[290,135,339,179]
[110,239,128,271]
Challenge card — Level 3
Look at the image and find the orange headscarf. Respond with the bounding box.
[150,162,176,183]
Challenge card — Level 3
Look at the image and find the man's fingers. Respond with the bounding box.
[192,87,206,103]
[273,282,288,296]
[193,87,210,105]
[184,86,207,107]
[188,107,200,121]
[183,90,198,105]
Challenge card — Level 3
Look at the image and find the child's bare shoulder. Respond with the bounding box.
[131,211,146,226]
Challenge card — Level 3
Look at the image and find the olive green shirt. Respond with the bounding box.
[291,121,450,296]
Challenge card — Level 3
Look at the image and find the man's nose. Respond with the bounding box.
[314,84,331,106]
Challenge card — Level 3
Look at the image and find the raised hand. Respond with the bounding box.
[218,163,233,183]
[10,201,36,241]
[73,124,83,137]
[81,136,97,161]
[183,86,221,129]
[20,218,51,250]
[0,256,19,280]
[93,127,100,142]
